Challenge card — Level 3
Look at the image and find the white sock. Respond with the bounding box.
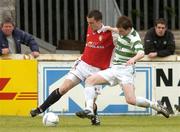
[150,101,160,111]
[84,86,95,113]
[136,97,160,111]
[136,96,151,108]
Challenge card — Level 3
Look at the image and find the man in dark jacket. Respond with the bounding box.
[144,18,175,58]
[0,17,39,57]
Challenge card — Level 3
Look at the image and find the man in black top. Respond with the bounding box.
[144,18,175,58]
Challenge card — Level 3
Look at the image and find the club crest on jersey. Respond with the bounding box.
[99,35,103,41]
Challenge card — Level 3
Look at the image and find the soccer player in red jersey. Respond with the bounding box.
[30,10,115,125]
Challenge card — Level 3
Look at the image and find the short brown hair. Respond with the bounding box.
[87,10,102,21]
[1,16,15,27]
[116,16,132,30]
[154,18,167,27]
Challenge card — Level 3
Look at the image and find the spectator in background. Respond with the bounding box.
[0,17,39,57]
[144,18,175,58]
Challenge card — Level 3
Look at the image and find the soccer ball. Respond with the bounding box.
[42,112,59,127]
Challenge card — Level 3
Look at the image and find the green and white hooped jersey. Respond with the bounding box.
[113,28,144,65]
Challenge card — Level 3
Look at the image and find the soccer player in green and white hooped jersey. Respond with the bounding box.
[113,26,143,65]
[76,16,170,120]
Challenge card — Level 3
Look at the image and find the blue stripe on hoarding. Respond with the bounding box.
[68,98,83,112]
[103,105,128,113]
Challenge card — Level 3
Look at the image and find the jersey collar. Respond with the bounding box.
[96,24,105,34]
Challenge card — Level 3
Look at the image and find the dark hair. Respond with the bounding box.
[1,16,15,27]
[87,10,102,21]
[154,18,167,27]
[116,16,132,30]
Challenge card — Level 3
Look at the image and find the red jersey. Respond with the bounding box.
[81,26,114,70]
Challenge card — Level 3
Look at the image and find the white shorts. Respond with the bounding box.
[66,60,102,96]
[98,65,135,86]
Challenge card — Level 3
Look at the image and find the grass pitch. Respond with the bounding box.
[0,115,180,132]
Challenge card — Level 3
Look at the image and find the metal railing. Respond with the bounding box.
[116,0,180,30]
[15,0,180,48]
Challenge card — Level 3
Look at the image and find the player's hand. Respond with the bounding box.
[126,58,135,66]
[102,26,111,32]
[31,51,39,58]
[2,48,9,55]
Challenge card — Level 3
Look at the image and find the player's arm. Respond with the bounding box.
[126,51,144,65]
[103,26,119,33]
[126,39,144,65]
[102,26,119,45]
[132,51,144,62]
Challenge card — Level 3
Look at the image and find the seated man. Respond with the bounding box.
[0,17,39,57]
[144,18,175,58]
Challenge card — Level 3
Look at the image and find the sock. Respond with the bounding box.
[39,88,62,112]
[135,96,151,108]
[84,86,96,112]
[150,101,160,111]
[93,103,98,115]
[136,97,160,111]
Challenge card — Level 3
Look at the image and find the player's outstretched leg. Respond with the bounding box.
[91,103,100,125]
[136,97,170,118]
